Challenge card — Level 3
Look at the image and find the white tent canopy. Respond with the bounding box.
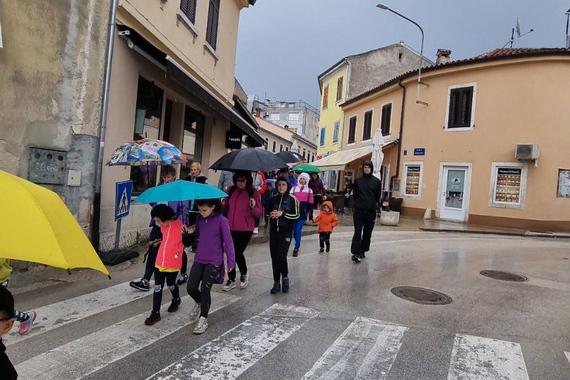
[312,140,397,171]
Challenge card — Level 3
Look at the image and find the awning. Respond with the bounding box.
[166,57,264,145]
[313,140,397,171]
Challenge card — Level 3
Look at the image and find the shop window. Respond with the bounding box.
[348,116,357,144]
[558,169,570,198]
[403,163,423,199]
[336,77,344,102]
[381,103,392,136]
[362,110,373,141]
[489,163,527,209]
[446,83,476,130]
[333,121,340,143]
[180,105,205,179]
[205,0,220,50]
[131,77,163,194]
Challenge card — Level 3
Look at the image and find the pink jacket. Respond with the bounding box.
[155,219,184,271]
[225,186,263,232]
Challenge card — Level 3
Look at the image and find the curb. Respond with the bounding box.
[418,228,526,237]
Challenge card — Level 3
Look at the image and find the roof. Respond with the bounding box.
[312,140,397,171]
[343,47,570,107]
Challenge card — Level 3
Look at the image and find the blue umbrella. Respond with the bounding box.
[133,181,227,204]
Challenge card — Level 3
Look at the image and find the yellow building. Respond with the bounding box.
[317,61,348,157]
[340,48,570,231]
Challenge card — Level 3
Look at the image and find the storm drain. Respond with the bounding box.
[390,286,452,305]
[480,270,528,282]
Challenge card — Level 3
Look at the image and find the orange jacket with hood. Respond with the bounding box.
[313,201,338,233]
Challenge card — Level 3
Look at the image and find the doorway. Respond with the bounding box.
[438,164,472,222]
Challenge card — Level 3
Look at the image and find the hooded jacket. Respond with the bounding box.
[155,219,184,271]
[225,185,263,232]
[291,173,314,220]
[269,176,300,229]
[353,160,382,210]
[312,201,338,233]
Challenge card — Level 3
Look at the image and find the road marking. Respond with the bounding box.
[7,281,153,345]
[147,304,318,380]
[301,317,407,380]
[15,293,240,380]
[566,352,570,364]
[448,334,529,380]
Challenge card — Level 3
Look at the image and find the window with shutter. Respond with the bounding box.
[336,77,344,102]
[180,0,197,24]
[348,116,357,144]
[362,111,373,141]
[206,0,221,50]
[447,86,474,129]
[381,103,392,136]
[322,85,329,110]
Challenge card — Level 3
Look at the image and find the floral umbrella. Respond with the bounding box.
[106,139,188,166]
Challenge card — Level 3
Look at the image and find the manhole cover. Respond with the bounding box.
[390,286,452,305]
[480,270,528,282]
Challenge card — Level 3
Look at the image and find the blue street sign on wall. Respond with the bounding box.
[414,148,426,156]
[115,181,133,221]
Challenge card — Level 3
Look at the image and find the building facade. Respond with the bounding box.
[264,101,320,143]
[341,48,570,231]
[255,116,317,163]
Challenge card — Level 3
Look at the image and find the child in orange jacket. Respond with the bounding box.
[311,201,338,253]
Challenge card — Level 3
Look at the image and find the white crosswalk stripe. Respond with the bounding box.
[447,334,530,380]
[301,317,407,380]
[566,352,570,364]
[146,304,319,380]
[7,281,152,345]
[15,293,240,380]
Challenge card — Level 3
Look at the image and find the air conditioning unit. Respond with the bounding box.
[515,144,540,160]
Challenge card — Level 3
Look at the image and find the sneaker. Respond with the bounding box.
[351,254,362,263]
[190,303,201,319]
[177,273,189,286]
[239,274,249,289]
[319,248,324,254]
[168,298,181,313]
[144,311,161,326]
[193,316,208,334]
[270,281,281,294]
[18,311,37,335]
[129,279,150,292]
[253,227,259,234]
[223,279,236,292]
[293,250,299,257]
[282,278,290,293]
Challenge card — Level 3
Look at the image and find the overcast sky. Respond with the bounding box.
[235,0,569,108]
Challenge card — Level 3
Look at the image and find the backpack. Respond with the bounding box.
[223,186,254,217]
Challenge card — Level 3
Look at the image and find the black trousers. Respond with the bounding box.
[144,225,162,281]
[319,232,331,249]
[228,230,253,281]
[270,226,292,282]
[152,270,180,313]
[187,263,221,318]
[351,208,376,255]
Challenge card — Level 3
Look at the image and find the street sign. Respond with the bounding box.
[115,181,133,221]
[414,148,425,156]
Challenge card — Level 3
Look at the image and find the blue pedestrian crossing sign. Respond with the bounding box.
[115,181,133,221]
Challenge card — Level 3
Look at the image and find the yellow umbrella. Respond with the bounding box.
[0,170,109,276]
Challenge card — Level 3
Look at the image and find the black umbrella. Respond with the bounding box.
[275,151,306,164]
[210,148,288,172]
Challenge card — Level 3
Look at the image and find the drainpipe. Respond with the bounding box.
[92,0,119,252]
[390,79,406,196]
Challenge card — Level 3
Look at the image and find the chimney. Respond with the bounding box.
[255,108,261,118]
[436,49,452,65]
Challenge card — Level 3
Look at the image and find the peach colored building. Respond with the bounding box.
[340,48,570,231]
[100,0,263,250]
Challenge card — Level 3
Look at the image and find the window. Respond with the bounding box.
[320,127,326,146]
[362,110,373,141]
[558,169,570,198]
[180,0,197,25]
[288,113,300,121]
[286,147,289,151]
[336,76,344,102]
[489,163,527,209]
[403,163,423,199]
[303,149,306,159]
[348,116,357,144]
[268,113,280,121]
[179,105,205,179]
[272,141,276,152]
[333,121,340,143]
[206,0,221,50]
[380,103,392,136]
[446,84,476,130]
[322,85,329,110]
[280,144,283,152]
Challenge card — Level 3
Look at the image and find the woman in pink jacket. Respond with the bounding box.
[223,171,263,291]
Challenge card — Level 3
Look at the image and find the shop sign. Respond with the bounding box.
[494,168,521,203]
[225,131,242,149]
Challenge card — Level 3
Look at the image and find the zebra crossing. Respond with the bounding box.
[6,280,569,379]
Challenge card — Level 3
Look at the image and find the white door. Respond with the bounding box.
[439,166,470,221]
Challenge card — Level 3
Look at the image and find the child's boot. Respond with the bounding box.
[145,311,161,326]
[282,277,290,293]
[168,298,181,312]
[270,281,281,294]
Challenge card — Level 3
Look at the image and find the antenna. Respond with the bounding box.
[502,18,534,48]
[566,9,570,48]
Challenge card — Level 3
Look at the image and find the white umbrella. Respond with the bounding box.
[371,128,384,180]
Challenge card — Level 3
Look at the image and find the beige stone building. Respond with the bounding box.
[339,48,570,231]
[255,117,317,163]
[100,0,262,250]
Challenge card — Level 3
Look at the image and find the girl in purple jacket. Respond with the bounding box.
[184,199,235,335]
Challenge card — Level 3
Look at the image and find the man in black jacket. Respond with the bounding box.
[0,287,17,380]
[351,160,382,263]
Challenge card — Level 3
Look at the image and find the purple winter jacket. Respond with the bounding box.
[193,213,236,270]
